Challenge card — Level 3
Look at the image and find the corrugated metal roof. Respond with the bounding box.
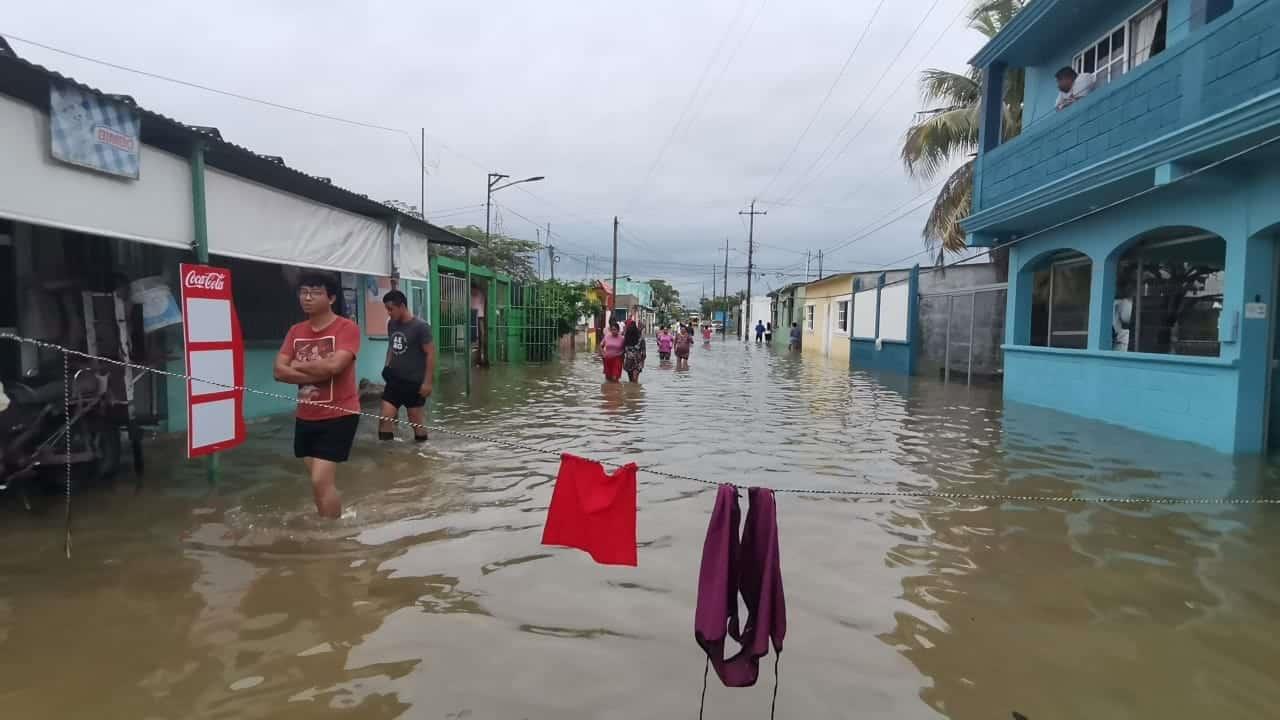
[0,52,473,248]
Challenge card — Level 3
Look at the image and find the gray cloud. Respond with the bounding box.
[5,0,988,301]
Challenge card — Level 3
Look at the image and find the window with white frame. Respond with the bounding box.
[805,304,815,331]
[836,300,849,333]
[1072,1,1166,87]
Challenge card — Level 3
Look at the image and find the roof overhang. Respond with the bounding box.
[0,53,474,248]
[970,0,1117,68]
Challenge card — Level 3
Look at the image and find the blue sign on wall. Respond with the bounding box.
[49,83,141,179]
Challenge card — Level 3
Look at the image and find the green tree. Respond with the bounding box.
[901,0,1026,261]
[647,278,682,326]
[538,279,603,337]
[701,290,745,319]
[439,224,541,279]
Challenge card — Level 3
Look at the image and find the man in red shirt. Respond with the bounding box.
[273,272,361,518]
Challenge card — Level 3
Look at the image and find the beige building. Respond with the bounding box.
[801,274,854,365]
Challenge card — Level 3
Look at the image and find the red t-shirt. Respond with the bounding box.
[280,315,361,421]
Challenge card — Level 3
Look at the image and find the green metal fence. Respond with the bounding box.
[437,272,470,368]
[500,282,559,363]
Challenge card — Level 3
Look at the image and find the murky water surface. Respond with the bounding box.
[4,341,1280,719]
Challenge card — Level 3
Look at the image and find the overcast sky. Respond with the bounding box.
[5,0,988,302]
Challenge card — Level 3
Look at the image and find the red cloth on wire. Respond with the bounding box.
[542,454,638,566]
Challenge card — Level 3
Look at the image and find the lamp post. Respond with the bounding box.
[471,172,544,394]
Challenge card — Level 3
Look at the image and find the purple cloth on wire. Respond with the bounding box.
[694,484,786,687]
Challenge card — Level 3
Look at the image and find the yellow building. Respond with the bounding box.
[801,274,854,365]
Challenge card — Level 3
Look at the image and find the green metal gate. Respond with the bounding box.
[437,273,469,368]
[499,282,559,363]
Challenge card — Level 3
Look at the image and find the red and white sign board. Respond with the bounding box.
[179,263,246,458]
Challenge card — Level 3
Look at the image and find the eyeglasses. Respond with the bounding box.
[298,289,328,298]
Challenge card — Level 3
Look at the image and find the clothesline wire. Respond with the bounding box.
[4,333,1278,507]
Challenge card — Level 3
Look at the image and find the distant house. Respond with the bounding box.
[769,283,806,347]
[962,0,1278,453]
[800,275,855,364]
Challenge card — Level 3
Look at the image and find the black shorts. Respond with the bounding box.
[381,376,426,409]
[294,414,360,462]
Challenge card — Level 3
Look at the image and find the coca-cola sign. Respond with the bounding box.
[184,270,227,291]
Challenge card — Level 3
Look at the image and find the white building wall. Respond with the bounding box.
[739,296,772,337]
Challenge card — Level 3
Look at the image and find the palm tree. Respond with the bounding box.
[901,0,1026,262]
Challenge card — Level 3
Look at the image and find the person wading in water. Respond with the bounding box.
[599,321,625,382]
[378,290,434,442]
[274,273,360,519]
[674,324,693,370]
[623,321,647,383]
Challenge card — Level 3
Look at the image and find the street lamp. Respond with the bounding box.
[465,172,544,395]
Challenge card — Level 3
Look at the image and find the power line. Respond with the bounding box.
[622,0,751,212]
[752,240,810,255]
[754,0,888,200]
[763,180,944,277]
[793,4,974,203]
[3,32,411,136]
[772,0,948,205]
[8,29,616,252]
[680,0,770,148]
[817,185,940,258]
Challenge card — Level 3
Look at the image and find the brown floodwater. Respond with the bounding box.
[3,339,1280,719]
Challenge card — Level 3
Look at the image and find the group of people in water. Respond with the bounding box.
[599,320,707,381]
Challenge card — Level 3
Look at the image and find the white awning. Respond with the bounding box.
[399,224,430,281]
[0,95,193,249]
[204,167,390,276]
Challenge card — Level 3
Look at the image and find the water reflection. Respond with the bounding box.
[1,340,1279,718]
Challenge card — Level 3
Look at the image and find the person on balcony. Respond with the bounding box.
[1055,67,1096,111]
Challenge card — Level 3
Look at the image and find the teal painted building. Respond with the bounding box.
[964,0,1280,453]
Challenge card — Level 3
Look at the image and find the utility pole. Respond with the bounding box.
[547,223,555,281]
[806,250,811,281]
[611,216,619,323]
[712,263,717,327]
[585,256,591,282]
[723,238,729,339]
[818,250,824,280]
[739,201,766,343]
[420,128,427,222]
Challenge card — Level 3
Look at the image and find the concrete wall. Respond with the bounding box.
[916,264,1007,379]
[1005,346,1240,449]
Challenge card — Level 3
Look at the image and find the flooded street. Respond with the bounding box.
[4,339,1280,719]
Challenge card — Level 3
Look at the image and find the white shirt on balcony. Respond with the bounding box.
[1056,72,1096,111]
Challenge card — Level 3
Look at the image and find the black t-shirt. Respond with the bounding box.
[386,317,433,384]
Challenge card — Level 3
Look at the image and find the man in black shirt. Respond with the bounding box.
[379,290,434,442]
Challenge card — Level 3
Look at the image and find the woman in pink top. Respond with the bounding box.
[598,322,625,381]
[656,326,674,362]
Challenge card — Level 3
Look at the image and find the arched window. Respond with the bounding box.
[1029,251,1092,349]
[1112,228,1225,356]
